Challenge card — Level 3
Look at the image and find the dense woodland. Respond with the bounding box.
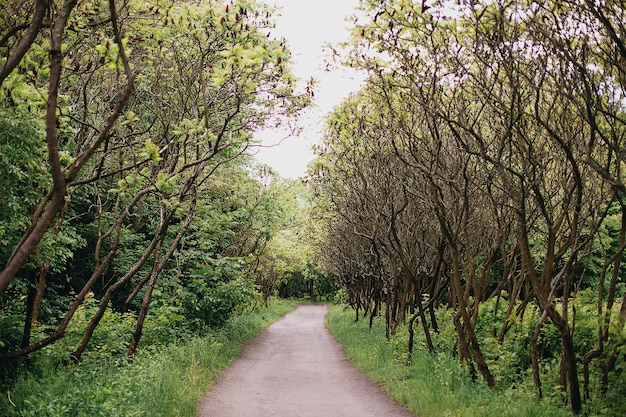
[312,0,626,415]
[1,0,625,416]
[0,0,325,383]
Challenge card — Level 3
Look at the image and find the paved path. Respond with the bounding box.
[197,304,416,417]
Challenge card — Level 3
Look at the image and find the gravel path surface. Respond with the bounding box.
[196,304,417,417]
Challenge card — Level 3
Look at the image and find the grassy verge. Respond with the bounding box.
[1,298,299,417]
[326,305,572,417]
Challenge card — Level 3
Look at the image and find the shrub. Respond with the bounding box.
[0,298,298,417]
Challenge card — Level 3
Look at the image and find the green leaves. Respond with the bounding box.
[140,139,162,163]
[171,118,207,139]
[154,172,175,194]
[0,108,47,261]
[93,36,132,71]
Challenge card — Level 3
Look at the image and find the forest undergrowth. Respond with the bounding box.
[327,302,625,417]
[0,298,298,417]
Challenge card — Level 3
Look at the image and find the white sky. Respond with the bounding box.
[252,0,365,179]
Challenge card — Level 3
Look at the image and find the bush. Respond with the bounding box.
[179,275,257,329]
[0,298,298,417]
[178,256,258,329]
[327,304,573,417]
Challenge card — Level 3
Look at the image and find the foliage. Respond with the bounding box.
[327,304,617,417]
[0,107,46,263]
[0,298,298,417]
[178,263,256,328]
[253,179,337,301]
[0,0,311,366]
[311,0,626,413]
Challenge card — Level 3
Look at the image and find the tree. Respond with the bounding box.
[314,0,626,412]
[0,0,310,362]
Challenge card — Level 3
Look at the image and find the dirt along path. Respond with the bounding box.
[197,304,416,417]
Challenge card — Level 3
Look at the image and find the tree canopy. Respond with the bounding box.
[0,0,312,363]
[311,0,626,413]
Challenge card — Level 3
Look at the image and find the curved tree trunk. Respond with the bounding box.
[407,310,419,366]
[0,0,48,83]
[450,249,495,388]
[72,206,170,361]
[0,0,134,296]
[21,271,37,348]
[122,275,151,313]
[418,301,434,353]
[127,195,197,356]
[127,267,160,357]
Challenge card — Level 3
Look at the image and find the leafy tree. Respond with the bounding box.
[254,178,333,301]
[313,0,626,413]
[0,0,310,363]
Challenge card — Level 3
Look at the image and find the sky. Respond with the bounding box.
[252,0,365,179]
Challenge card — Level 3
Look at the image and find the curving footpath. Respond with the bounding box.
[197,304,417,417]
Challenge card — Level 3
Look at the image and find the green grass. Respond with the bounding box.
[326,305,572,417]
[1,298,299,417]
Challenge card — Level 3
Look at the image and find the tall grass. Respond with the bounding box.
[326,305,572,417]
[1,298,298,417]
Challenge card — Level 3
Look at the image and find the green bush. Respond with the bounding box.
[0,298,298,417]
[179,275,257,329]
[327,304,574,417]
[178,256,258,329]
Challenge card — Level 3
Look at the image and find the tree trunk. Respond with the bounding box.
[385,290,391,340]
[0,0,135,296]
[31,264,47,324]
[407,310,419,365]
[127,270,159,356]
[122,274,151,313]
[418,298,435,353]
[451,252,495,387]
[453,312,475,379]
[560,322,582,414]
[0,193,66,294]
[0,0,48,84]
[369,298,379,329]
[21,273,37,348]
[127,196,197,356]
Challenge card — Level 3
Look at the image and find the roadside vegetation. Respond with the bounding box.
[2,0,626,416]
[327,302,621,417]
[314,1,626,415]
[1,298,298,417]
